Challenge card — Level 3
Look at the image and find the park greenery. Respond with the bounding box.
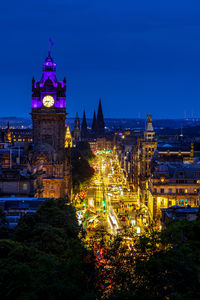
[0,199,96,300]
[0,197,200,299]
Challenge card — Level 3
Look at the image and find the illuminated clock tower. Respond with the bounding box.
[31,50,71,199]
[31,51,66,161]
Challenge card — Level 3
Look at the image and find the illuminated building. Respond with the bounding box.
[132,114,157,201]
[0,168,41,197]
[5,122,12,144]
[65,125,72,148]
[157,141,194,163]
[29,48,71,199]
[148,162,200,220]
[88,136,114,152]
[140,114,157,178]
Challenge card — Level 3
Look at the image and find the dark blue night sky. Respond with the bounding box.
[1,0,200,119]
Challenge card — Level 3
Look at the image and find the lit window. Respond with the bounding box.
[23,183,28,190]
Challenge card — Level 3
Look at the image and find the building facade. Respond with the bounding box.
[30,51,71,199]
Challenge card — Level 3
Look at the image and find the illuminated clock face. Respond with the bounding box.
[42,95,54,107]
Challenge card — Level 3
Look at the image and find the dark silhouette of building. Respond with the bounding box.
[91,110,97,133]
[81,110,88,139]
[96,98,105,136]
[73,112,81,143]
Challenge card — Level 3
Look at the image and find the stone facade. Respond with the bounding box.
[30,51,71,199]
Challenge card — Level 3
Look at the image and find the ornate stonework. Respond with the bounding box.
[30,51,71,199]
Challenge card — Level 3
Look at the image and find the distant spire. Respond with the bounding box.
[74,112,80,129]
[48,38,54,56]
[92,110,97,132]
[81,110,88,139]
[43,39,56,73]
[96,98,105,136]
[73,112,81,142]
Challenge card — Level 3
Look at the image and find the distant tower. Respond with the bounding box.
[81,110,88,139]
[73,112,81,143]
[141,114,157,177]
[144,114,155,141]
[96,98,105,136]
[65,125,72,148]
[92,110,97,133]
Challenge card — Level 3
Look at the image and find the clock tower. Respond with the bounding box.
[30,50,71,199]
[31,51,66,161]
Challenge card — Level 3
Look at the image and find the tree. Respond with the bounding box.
[0,199,96,300]
[71,142,95,192]
[108,216,200,300]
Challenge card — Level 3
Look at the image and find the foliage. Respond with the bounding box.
[71,141,95,192]
[106,216,200,300]
[0,199,96,300]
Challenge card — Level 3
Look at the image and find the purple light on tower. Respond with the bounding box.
[32,51,66,109]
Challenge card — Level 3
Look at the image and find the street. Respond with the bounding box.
[75,150,151,241]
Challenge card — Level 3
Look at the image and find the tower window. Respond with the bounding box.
[23,184,28,191]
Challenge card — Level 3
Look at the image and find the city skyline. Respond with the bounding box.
[1,1,200,119]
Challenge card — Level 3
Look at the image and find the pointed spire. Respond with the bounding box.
[74,112,80,129]
[81,110,88,139]
[92,110,97,132]
[65,125,72,148]
[73,112,81,143]
[43,39,56,73]
[96,98,105,136]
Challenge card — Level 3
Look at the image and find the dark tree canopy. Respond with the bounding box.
[0,199,96,300]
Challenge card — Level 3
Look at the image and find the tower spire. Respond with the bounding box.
[144,114,155,141]
[96,98,105,136]
[73,112,81,143]
[48,38,53,56]
[92,110,97,133]
[81,110,88,139]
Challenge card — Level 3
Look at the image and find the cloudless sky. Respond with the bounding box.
[1,0,200,119]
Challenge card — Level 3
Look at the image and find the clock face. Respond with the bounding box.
[43,95,54,107]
